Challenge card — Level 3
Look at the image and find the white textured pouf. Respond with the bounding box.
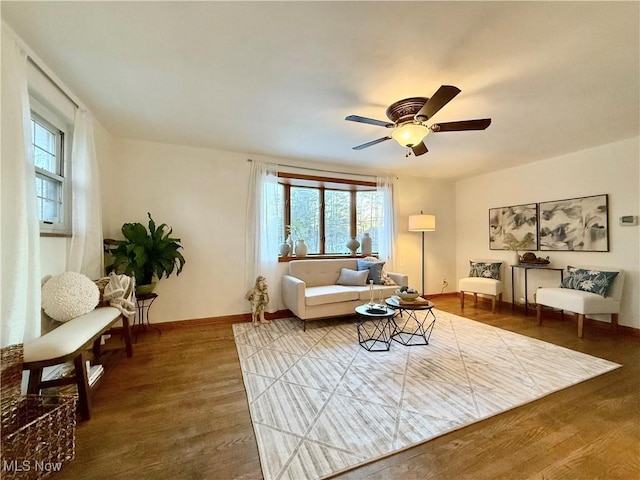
[41,271,99,322]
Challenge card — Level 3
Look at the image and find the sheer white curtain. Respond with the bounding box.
[1,28,41,346]
[377,175,398,271]
[245,160,282,312]
[67,108,104,280]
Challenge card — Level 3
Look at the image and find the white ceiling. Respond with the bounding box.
[2,1,639,180]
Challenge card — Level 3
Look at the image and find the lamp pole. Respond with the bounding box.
[408,212,436,298]
[420,230,425,297]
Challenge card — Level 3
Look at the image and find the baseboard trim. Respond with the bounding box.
[425,292,459,300]
[155,309,294,330]
[121,297,640,337]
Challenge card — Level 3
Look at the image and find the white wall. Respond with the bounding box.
[395,175,457,296]
[100,138,458,323]
[456,137,640,328]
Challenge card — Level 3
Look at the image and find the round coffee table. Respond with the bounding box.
[385,296,436,346]
[354,304,396,351]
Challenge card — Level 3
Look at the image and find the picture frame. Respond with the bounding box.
[538,194,609,251]
[489,203,538,250]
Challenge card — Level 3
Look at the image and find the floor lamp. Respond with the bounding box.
[409,212,436,297]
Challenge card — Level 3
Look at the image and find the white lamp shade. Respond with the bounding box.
[391,123,430,147]
[409,214,436,232]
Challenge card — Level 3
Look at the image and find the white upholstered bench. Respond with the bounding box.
[459,260,504,313]
[22,307,133,420]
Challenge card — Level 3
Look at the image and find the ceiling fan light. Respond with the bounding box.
[391,123,429,147]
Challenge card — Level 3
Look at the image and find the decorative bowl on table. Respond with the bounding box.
[518,252,550,265]
[395,289,420,301]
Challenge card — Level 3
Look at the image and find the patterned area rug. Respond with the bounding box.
[233,310,620,480]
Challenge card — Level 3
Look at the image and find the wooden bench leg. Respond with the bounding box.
[537,304,543,326]
[121,315,133,357]
[460,291,465,309]
[74,353,91,421]
[612,313,619,334]
[93,337,102,364]
[27,367,43,394]
[491,296,496,313]
[577,313,585,338]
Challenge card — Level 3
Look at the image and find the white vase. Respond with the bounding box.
[346,237,360,255]
[286,234,294,253]
[295,239,308,257]
[279,242,291,257]
[361,233,372,256]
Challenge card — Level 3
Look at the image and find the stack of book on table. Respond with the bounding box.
[391,295,430,307]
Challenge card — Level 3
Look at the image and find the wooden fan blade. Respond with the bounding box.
[345,115,394,128]
[415,85,461,121]
[430,118,491,132]
[411,142,428,156]
[353,136,392,150]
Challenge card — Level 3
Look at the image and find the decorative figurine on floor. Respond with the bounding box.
[245,275,270,326]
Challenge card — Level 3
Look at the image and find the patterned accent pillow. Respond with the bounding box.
[356,259,386,285]
[469,261,502,280]
[561,268,619,297]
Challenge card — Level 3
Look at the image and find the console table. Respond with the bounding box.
[511,264,564,316]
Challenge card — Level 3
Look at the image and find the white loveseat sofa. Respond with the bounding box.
[282,259,408,329]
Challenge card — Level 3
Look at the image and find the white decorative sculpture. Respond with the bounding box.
[245,275,270,326]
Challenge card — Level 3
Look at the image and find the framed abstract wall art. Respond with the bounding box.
[489,203,538,250]
[538,194,609,251]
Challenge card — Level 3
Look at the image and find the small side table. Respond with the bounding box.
[385,297,436,346]
[354,304,396,352]
[135,293,161,340]
[511,264,564,316]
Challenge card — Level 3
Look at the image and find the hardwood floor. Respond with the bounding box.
[55,296,640,480]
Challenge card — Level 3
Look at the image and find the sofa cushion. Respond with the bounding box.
[356,260,386,285]
[459,277,503,296]
[352,285,400,302]
[305,285,359,306]
[336,268,369,286]
[536,287,619,314]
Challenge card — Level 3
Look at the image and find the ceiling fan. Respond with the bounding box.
[345,85,491,156]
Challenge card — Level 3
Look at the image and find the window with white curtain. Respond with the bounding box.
[30,96,72,235]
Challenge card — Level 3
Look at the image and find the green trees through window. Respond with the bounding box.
[278,174,383,255]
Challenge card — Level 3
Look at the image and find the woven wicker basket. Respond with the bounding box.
[1,344,77,480]
[1,344,24,403]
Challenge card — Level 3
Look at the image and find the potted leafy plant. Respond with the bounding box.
[108,213,186,294]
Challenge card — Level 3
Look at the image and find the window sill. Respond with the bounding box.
[278,254,377,263]
[40,231,71,238]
